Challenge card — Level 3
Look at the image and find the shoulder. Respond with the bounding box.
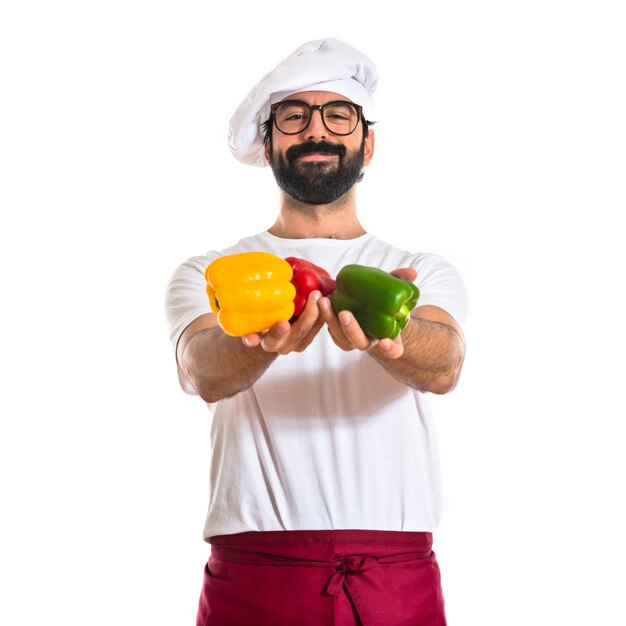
[168,232,270,277]
[365,235,468,327]
[217,232,273,256]
[355,235,456,273]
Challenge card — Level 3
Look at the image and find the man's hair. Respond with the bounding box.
[262,117,375,148]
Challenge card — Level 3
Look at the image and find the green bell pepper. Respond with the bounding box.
[330,265,420,340]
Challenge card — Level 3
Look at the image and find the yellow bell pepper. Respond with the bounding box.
[204,251,296,336]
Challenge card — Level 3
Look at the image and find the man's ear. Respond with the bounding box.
[264,140,272,165]
[363,129,375,166]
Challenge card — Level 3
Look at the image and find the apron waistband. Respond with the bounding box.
[210,528,433,547]
[209,529,434,597]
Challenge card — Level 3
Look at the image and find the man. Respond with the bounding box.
[166,38,467,626]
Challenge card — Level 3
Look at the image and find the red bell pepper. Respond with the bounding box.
[285,257,336,319]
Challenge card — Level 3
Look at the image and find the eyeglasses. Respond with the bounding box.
[270,100,363,136]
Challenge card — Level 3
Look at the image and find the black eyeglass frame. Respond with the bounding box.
[269,100,364,136]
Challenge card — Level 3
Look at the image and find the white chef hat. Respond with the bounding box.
[228,38,378,167]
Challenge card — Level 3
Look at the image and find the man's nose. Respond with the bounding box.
[304,108,328,140]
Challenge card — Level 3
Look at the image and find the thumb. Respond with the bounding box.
[390,267,417,282]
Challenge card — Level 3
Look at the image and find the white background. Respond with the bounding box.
[1,1,625,624]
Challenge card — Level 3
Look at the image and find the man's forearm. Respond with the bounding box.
[369,317,465,394]
[180,327,278,403]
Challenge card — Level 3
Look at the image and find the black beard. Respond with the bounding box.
[269,139,365,205]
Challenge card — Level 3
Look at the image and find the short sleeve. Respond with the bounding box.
[413,254,468,333]
[164,254,217,354]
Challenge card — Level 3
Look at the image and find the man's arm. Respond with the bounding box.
[177,291,325,403]
[369,305,465,394]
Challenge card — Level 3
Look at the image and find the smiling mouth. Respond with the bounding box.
[297,153,339,162]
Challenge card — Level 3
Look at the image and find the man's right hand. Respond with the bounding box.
[242,290,325,355]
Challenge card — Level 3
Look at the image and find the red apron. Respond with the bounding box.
[197,529,446,626]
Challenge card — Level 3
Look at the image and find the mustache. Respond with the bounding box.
[286,140,347,162]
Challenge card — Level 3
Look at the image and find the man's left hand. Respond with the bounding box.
[318,267,417,360]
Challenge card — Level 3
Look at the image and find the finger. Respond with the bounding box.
[242,333,262,347]
[376,336,405,359]
[317,297,349,349]
[337,310,377,351]
[285,291,322,348]
[390,267,417,282]
[259,320,290,351]
[294,290,322,329]
[318,297,349,347]
[319,298,377,351]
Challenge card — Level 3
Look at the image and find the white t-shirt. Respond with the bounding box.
[165,231,467,540]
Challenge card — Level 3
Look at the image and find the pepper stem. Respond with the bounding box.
[395,303,410,322]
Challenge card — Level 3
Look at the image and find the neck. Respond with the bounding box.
[268,189,366,240]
